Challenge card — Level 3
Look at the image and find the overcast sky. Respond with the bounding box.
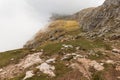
[0,0,105,52]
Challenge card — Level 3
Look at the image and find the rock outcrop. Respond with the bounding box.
[78,0,120,38]
[73,0,120,30]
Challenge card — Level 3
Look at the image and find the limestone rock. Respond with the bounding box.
[23,71,34,80]
[112,49,120,54]
[36,63,55,77]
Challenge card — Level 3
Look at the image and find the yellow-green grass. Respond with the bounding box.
[49,20,79,31]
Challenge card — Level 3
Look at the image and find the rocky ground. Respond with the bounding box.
[0,0,120,80]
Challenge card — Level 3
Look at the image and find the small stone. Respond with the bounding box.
[117,76,120,79]
[62,44,73,48]
[0,69,3,72]
[31,49,36,51]
[65,63,69,67]
[100,63,104,66]
[23,71,34,80]
[10,58,14,61]
[112,49,120,54]
[76,47,80,50]
[41,49,44,52]
[106,60,114,64]
[116,66,120,71]
[46,58,56,63]
[61,47,64,50]
[90,61,104,71]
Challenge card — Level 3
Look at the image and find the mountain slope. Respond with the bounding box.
[0,0,120,80]
[51,0,120,39]
[77,0,120,39]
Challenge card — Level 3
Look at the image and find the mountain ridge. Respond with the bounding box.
[0,0,120,80]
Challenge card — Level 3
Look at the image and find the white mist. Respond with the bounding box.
[0,0,105,52]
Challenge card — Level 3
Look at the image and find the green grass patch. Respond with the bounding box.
[0,48,31,68]
[36,38,111,57]
[88,51,105,60]
[54,61,71,79]
[37,42,63,56]
[93,39,112,50]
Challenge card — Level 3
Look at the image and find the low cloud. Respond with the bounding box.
[0,0,105,52]
[27,0,105,15]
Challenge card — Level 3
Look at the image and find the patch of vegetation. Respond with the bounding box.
[92,71,104,80]
[10,73,25,80]
[67,28,81,35]
[36,38,91,56]
[88,51,105,60]
[103,63,115,71]
[10,73,50,80]
[49,20,79,31]
[93,39,112,50]
[54,60,71,79]
[37,42,63,56]
[25,74,49,80]
[37,37,111,57]
[0,48,31,68]
[104,44,112,50]
[64,38,93,50]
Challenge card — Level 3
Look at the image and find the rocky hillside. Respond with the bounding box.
[51,0,120,39]
[0,0,120,80]
[78,0,120,39]
[79,0,120,30]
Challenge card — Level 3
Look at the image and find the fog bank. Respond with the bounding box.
[0,0,105,52]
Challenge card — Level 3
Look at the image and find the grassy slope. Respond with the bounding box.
[0,20,113,80]
[0,48,31,68]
